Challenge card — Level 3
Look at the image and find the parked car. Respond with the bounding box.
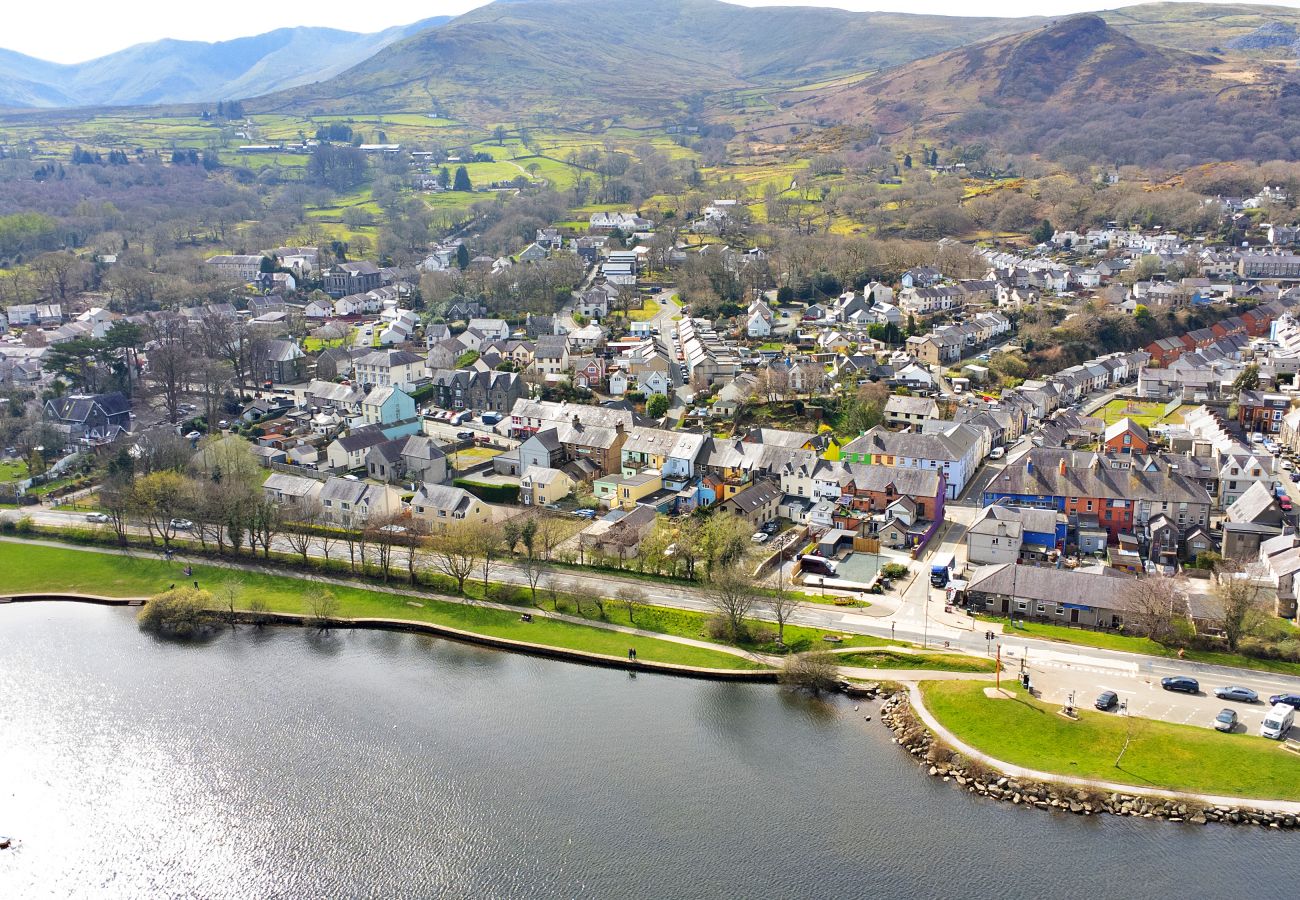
[1268,693,1300,709]
[1262,703,1296,740]
[1214,685,1259,703]
[751,532,771,544]
[1214,708,1239,733]
[169,518,194,531]
[456,431,475,440]
[1095,690,1118,711]
[989,447,1005,460]
[1281,495,1293,513]
[85,512,111,524]
[1160,676,1199,694]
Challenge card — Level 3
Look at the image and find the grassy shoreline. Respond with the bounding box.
[922,680,1300,801]
[0,542,766,671]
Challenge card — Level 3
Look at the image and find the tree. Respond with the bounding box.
[700,514,751,577]
[519,552,548,606]
[617,586,647,625]
[304,586,338,629]
[1209,570,1268,652]
[1232,363,1260,395]
[704,566,759,642]
[452,166,473,192]
[137,586,214,637]
[475,522,504,595]
[646,393,670,418]
[456,243,471,270]
[283,499,325,564]
[429,527,477,593]
[1118,577,1185,646]
[493,125,507,145]
[780,652,840,694]
[1030,219,1054,244]
[218,579,243,628]
[768,586,800,648]
[131,470,187,547]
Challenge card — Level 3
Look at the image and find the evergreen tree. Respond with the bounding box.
[456,243,470,269]
[452,165,473,192]
[903,153,912,169]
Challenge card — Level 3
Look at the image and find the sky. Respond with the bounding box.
[5,0,1296,64]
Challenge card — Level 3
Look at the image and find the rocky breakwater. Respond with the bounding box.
[878,694,1299,830]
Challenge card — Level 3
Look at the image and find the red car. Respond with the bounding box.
[1280,495,1292,513]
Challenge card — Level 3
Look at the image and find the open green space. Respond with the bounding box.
[0,542,764,671]
[982,614,1300,678]
[0,459,28,483]
[922,680,1300,801]
[837,650,998,672]
[1098,399,1188,428]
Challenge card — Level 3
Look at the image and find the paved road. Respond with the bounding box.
[18,507,1300,725]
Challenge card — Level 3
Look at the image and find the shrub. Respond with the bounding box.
[779,651,841,694]
[881,562,910,580]
[137,587,215,637]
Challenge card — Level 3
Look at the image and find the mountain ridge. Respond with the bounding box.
[0,17,452,109]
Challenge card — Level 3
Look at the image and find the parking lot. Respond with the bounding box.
[1010,644,1300,736]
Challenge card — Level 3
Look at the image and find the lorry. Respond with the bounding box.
[930,552,956,587]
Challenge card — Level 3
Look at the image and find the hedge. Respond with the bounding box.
[454,479,520,504]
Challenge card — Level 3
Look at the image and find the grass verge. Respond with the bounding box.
[981,614,1300,677]
[922,680,1300,801]
[837,650,997,673]
[0,542,765,671]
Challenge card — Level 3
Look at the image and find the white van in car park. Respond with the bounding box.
[1261,703,1295,740]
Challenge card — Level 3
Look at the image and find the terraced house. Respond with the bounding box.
[840,424,984,499]
[981,451,1213,544]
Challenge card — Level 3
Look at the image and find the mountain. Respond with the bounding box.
[1097,2,1300,53]
[785,15,1297,165]
[252,0,1046,122]
[0,17,452,109]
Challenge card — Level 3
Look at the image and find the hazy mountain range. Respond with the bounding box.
[0,17,451,108]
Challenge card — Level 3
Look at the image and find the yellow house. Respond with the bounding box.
[521,466,574,507]
[593,469,663,510]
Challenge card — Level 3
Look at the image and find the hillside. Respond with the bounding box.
[1099,2,1300,53]
[252,0,1044,123]
[0,17,451,109]
[785,15,1296,165]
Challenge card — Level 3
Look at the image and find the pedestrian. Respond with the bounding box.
[193,581,199,589]
[184,565,192,577]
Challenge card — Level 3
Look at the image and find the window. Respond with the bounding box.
[1035,603,1046,614]
[1014,600,1028,612]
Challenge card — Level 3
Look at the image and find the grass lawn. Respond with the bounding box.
[922,680,1300,801]
[0,542,765,671]
[982,614,1300,677]
[1098,399,1188,428]
[627,298,661,322]
[0,459,28,483]
[837,650,998,673]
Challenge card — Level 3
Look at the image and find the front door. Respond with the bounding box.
[1070,609,1079,624]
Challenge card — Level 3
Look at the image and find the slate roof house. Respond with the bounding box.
[44,392,131,442]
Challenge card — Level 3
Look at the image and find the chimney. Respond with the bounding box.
[572,414,581,428]
[1058,457,1067,476]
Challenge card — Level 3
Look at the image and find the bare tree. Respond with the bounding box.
[429,527,478,594]
[768,586,801,647]
[542,574,561,611]
[616,585,647,625]
[99,478,132,546]
[474,521,504,597]
[218,579,243,628]
[1209,570,1268,652]
[366,514,404,583]
[519,552,548,606]
[780,651,840,694]
[249,496,283,559]
[283,499,324,565]
[704,566,759,642]
[304,586,339,629]
[247,594,270,628]
[1118,577,1185,646]
[401,517,430,586]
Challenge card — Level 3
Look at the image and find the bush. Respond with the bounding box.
[137,587,215,637]
[780,651,841,694]
[881,562,910,580]
[453,479,520,504]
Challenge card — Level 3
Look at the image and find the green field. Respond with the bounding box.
[1098,399,1189,428]
[983,614,1300,678]
[923,681,1300,801]
[836,650,998,672]
[0,459,28,483]
[0,542,764,671]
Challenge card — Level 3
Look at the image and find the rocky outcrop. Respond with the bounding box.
[879,693,1298,829]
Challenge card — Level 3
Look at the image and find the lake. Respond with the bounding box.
[0,602,1286,898]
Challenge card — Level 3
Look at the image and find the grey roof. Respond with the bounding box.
[966,563,1134,610]
[885,395,939,417]
[336,426,388,453]
[722,478,782,513]
[414,483,474,514]
[1225,481,1281,525]
[621,426,707,461]
[843,424,981,463]
[264,472,320,497]
[988,452,1212,506]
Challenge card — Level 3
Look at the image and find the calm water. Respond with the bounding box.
[0,603,1290,899]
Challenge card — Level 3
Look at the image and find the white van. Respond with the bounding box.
[1261,703,1295,740]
